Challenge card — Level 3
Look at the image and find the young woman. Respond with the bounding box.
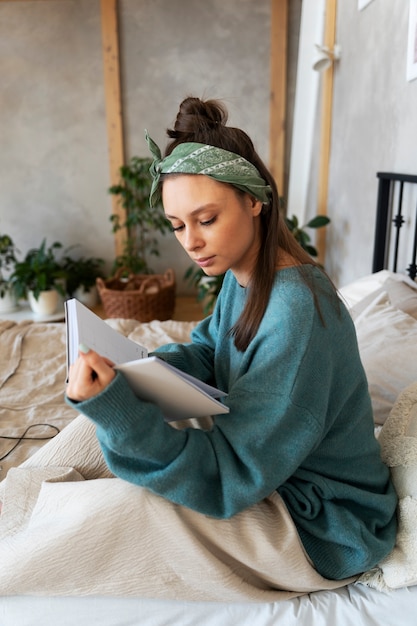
[66,97,397,599]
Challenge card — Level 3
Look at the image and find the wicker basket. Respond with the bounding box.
[96,268,176,322]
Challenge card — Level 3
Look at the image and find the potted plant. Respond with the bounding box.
[98,156,175,321]
[0,232,20,313]
[10,239,67,316]
[62,252,104,307]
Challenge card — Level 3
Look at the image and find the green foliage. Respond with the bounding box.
[284,214,330,257]
[62,253,104,295]
[109,157,171,275]
[184,267,225,316]
[0,233,19,275]
[3,233,106,303]
[10,239,67,301]
[0,233,19,297]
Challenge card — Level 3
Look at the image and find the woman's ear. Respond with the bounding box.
[250,197,263,217]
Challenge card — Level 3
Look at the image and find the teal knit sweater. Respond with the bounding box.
[66,267,397,580]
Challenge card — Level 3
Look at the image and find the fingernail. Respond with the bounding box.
[79,343,90,354]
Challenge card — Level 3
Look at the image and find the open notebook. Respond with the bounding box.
[65,298,229,421]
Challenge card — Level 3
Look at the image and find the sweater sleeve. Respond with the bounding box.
[151,315,217,385]
[151,296,225,386]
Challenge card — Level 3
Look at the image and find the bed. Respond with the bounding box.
[1,171,417,625]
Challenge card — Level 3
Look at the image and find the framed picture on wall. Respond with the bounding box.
[407,0,417,81]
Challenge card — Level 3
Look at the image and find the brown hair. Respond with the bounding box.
[163,96,324,351]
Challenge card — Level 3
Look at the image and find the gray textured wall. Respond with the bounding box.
[2,1,415,296]
[0,0,111,268]
[325,0,417,286]
[0,0,271,294]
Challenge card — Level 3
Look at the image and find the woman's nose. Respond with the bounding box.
[184,229,204,252]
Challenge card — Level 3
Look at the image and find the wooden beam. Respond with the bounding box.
[269,0,288,197]
[100,0,126,258]
[316,0,337,265]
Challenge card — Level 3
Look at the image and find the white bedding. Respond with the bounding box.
[1,271,417,625]
[1,585,417,626]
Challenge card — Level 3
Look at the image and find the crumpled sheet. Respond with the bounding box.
[0,318,197,481]
[0,320,76,481]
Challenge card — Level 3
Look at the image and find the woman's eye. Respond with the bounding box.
[201,217,216,227]
[170,216,216,232]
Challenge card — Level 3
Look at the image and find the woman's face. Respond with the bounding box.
[162,174,263,287]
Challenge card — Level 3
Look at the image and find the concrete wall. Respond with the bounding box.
[325,0,417,287]
[0,0,271,294]
[2,1,415,296]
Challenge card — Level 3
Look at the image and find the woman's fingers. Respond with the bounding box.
[66,346,116,402]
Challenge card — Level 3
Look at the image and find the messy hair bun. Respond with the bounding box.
[166,97,226,148]
[165,96,255,160]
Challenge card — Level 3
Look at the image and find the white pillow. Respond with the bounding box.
[340,271,417,318]
[358,380,417,590]
[354,292,417,425]
[383,277,417,320]
[339,270,398,309]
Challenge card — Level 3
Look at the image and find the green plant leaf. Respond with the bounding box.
[305,244,318,257]
[284,215,299,231]
[305,215,330,229]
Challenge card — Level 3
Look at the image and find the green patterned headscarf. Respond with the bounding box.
[145,130,272,208]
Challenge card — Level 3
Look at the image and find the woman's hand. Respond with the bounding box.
[66,344,116,402]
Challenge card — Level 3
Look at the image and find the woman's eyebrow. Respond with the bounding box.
[165,204,217,220]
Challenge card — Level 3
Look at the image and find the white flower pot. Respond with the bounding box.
[73,285,98,308]
[198,276,218,314]
[28,289,60,316]
[0,285,19,313]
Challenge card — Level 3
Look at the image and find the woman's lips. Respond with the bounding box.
[195,256,215,268]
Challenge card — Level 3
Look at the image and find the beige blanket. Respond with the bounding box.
[0,428,347,601]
